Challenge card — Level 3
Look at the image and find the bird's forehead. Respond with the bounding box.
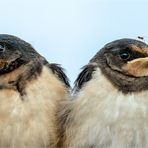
[0,34,33,51]
[105,38,148,54]
[105,38,147,48]
[0,34,17,41]
[0,34,21,47]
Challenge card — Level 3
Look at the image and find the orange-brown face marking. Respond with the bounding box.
[122,57,148,77]
[0,61,7,69]
[130,45,148,56]
[121,45,148,77]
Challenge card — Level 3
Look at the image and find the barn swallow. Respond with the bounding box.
[59,39,148,148]
[0,34,70,148]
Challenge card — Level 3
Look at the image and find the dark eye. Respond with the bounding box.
[119,51,130,60]
[0,44,5,52]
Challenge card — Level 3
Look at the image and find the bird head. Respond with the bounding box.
[0,34,45,95]
[0,34,42,75]
[96,39,148,77]
[75,39,148,93]
[0,34,70,96]
[91,38,148,93]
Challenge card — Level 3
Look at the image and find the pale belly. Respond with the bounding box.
[65,69,148,148]
[67,93,148,148]
[0,89,55,148]
[0,67,68,148]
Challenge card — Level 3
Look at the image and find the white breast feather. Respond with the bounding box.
[66,68,148,148]
[0,66,68,148]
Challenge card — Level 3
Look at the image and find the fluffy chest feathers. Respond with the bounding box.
[66,68,148,148]
[0,66,68,148]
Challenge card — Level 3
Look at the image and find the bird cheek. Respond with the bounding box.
[105,54,123,72]
[122,57,148,77]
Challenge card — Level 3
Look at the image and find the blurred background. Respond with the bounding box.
[0,0,148,85]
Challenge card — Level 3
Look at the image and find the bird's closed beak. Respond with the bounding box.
[122,57,148,77]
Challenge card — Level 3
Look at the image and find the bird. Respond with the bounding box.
[58,38,148,148]
[0,34,70,148]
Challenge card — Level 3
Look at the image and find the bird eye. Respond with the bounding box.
[119,51,130,60]
[0,44,5,52]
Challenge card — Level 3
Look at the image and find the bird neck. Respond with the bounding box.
[0,60,42,98]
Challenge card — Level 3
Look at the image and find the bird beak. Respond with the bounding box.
[122,57,148,77]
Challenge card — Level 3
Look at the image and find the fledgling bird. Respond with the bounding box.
[0,34,70,148]
[59,38,148,148]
